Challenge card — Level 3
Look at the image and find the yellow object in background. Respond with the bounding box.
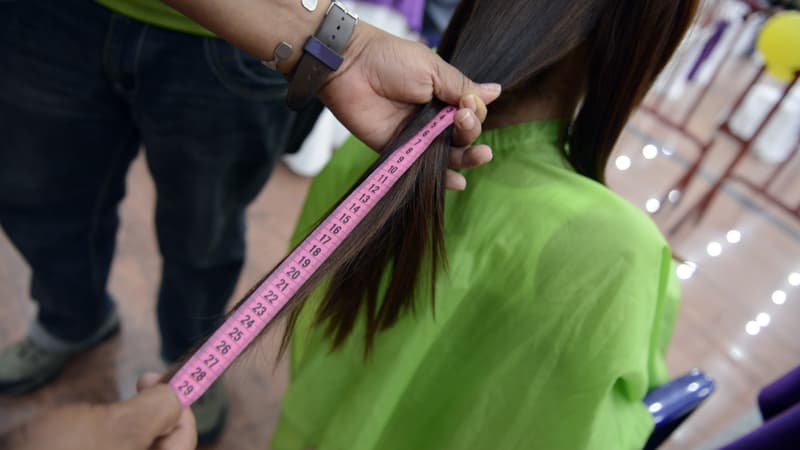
[757,11,800,81]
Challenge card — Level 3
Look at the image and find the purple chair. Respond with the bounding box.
[643,369,716,450]
[719,365,800,450]
[758,364,800,421]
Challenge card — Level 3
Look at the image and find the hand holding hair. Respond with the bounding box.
[160,0,501,190]
[319,22,501,189]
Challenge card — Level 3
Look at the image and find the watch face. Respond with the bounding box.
[302,0,318,12]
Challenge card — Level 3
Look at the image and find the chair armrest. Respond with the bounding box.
[643,369,715,450]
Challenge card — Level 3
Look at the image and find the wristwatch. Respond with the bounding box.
[286,1,358,110]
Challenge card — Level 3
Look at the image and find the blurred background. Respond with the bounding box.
[1,0,798,448]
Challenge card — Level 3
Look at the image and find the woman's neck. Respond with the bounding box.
[483,90,577,130]
[484,46,587,131]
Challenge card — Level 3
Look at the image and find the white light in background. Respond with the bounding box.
[756,312,771,327]
[668,189,681,203]
[745,321,760,335]
[661,146,674,156]
[615,155,631,171]
[726,230,741,244]
[646,198,661,213]
[789,272,800,286]
[676,261,697,280]
[772,290,787,305]
[730,347,743,360]
[642,144,659,159]
[648,402,663,413]
[706,241,722,257]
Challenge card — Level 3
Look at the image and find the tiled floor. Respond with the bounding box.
[611,52,800,448]
[1,43,798,450]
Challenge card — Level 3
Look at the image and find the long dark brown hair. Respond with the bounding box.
[182,0,699,364]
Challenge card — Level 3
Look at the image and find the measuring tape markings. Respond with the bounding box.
[169,106,458,406]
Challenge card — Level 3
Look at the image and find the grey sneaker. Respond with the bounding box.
[0,338,72,395]
[0,313,120,395]
[192,379,228,445]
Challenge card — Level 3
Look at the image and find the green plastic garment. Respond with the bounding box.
[272,119,680,450]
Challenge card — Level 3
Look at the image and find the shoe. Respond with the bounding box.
[192,379,228,445]
[0,314,120,395]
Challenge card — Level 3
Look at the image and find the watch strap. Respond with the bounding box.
[287,1,357,110]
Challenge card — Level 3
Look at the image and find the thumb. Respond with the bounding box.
[137,372,164,392]
[430,54,502,106]
[117,384,183,443]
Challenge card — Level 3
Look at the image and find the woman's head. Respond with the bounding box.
[439,0,699,180]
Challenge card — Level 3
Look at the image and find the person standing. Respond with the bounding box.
[0,0,319,443]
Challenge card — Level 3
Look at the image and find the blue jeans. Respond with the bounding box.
[0,0,300,361]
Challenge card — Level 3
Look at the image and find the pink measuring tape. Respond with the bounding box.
[169,106,457,406]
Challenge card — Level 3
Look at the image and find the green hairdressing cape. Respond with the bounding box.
[271,119,679,450]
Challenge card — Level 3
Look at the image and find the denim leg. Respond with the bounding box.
[0,0,139,342]
[131,29,297,361]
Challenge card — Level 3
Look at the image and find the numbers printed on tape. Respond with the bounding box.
[168,107,457,406]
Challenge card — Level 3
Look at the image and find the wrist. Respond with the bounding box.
[278,0,333,75]
[160,0,334,76]
[334,18,370,75]
[318,20,373,100]
[285,0,361,109]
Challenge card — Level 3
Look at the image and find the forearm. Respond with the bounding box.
[161,0,337,74]
[0,423,42,450]
[0,429,20,450]
[0,405,98,450]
